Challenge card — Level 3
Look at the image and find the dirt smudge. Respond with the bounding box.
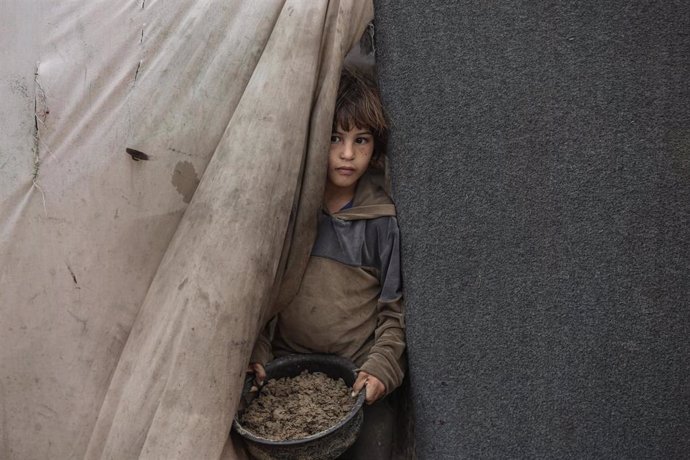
[172,160,200,203]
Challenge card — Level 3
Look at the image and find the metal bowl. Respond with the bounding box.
[233,354,366,460]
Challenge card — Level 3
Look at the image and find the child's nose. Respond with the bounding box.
[341,141,355,159]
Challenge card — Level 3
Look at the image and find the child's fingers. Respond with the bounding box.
[364,379,385,405]
[352,374,385,405]
[247,363,266,385]
[351,372,369,397]
[255,364,266,382]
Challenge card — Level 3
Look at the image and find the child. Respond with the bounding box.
[248,67,405,457]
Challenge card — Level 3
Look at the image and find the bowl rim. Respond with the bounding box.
[232,354,366,446]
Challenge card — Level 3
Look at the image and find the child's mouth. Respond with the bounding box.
[336,167,355,176]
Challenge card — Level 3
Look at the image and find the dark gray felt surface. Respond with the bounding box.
[374,2,690,458]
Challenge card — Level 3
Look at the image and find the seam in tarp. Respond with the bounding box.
[32,61,48,216]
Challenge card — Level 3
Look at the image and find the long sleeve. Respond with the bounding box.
[359,216,406,394]
[249,320,273,365]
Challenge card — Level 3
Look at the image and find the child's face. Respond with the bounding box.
[327,125,374,192]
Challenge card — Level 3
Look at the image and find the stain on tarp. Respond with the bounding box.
[66,264,78,286]
[125,148,150,161]
[172,161,200,203]
[133,61,142,81]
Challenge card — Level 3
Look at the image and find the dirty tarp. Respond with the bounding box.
[0,1,373,458]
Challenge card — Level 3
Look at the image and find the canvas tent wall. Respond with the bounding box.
[0,1,373,459]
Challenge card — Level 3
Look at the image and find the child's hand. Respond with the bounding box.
[352,371,386,405]
[247,362,266,386]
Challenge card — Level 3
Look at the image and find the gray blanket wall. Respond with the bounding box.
[374,2,689,458]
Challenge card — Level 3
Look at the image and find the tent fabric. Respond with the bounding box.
[375,1,690,458]
[1,1,373,459]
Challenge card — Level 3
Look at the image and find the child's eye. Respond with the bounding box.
[330,135,341,143]
[355,137,370,144]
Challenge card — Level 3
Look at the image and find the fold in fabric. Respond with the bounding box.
[0,1,372,459]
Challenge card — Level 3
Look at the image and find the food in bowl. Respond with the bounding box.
[240,370,356,441]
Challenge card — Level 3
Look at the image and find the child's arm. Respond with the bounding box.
[247,320,273,384]
[358,217,406,397]
[358,298,406,395]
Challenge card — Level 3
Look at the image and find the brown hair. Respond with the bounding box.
[333,67,389,168]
